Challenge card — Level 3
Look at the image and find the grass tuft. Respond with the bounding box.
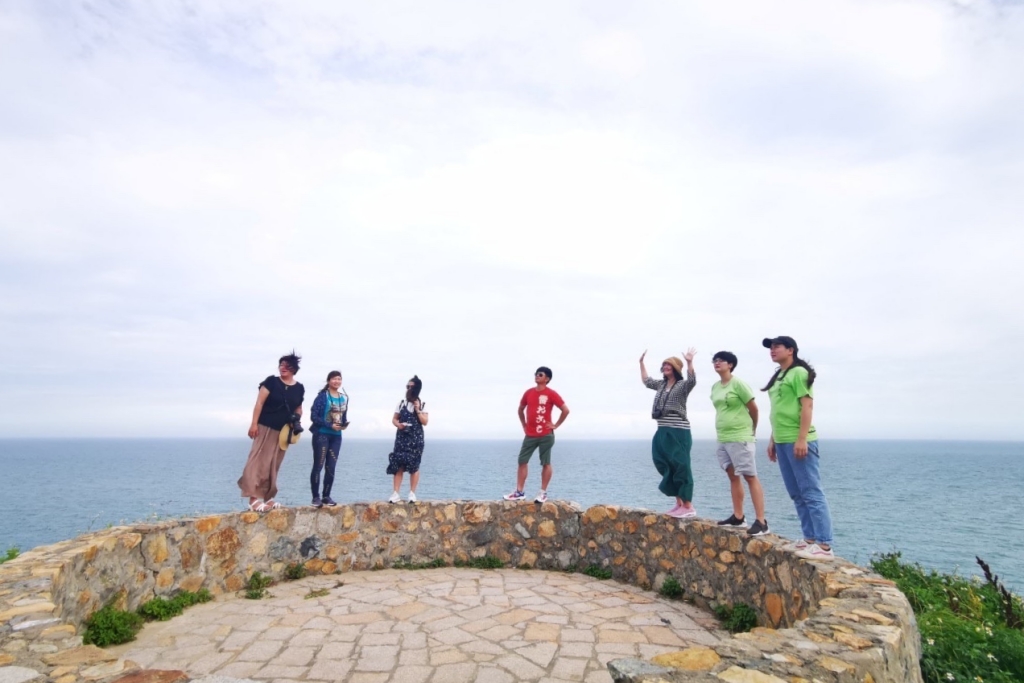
[713,603,758,633]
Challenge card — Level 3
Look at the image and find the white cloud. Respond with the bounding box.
[1,0,1023,439]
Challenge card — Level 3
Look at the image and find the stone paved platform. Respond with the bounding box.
[108,568,725,683]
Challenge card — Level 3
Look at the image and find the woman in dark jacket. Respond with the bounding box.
[309,370,349,508]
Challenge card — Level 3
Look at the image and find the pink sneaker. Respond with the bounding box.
[665,502,682,515]
[677,506,697,518]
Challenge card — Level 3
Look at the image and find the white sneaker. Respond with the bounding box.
[796,543,835,560]
[534,490,548,503]
[784,539,811,551]
[408,491,418,503]
[388,491,401,504]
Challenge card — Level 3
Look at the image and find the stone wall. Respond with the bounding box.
[0,502,921,682]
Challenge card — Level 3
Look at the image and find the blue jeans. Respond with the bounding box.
[311,432,341,499]
[775,441,833,546]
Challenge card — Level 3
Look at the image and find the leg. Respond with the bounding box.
[310,434,326,499]
[409,470,420,493]
[775,442,815,543]
[538,433,554,491]
[540,464,552,490]
[745,475,766,523]
[727,467,745,518]
[516,437,538,491]
[393,469,404,493]
[675,429,694,505]
[788,441,833,547]
[322,435,340,499]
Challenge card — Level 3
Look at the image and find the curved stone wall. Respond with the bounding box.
[0,501,921,682]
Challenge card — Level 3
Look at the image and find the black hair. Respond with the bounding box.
[279,351,301,373]
[761,351,816,391]
[713,351,738,371]
[321,370,342,393]
[406,375,422,402]
[536,366,553,380]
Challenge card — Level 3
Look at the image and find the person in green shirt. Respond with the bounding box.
[710,351,768,536]
[763,336,834,560]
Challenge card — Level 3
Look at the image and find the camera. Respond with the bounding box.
[288,413,304,436]
[651,409,663,420]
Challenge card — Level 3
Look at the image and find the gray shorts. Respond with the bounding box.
[716,442,758,477]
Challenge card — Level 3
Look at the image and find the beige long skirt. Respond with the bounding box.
[237,424,288,501]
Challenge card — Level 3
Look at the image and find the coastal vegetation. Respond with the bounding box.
[872,552,1024,683]
[84,589,214,645]
[1,547,18,564]
[582,564,613,580]
[244,571,273,599]
[713,603,759,633]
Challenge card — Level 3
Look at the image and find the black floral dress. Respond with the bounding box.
[387,400,426,474]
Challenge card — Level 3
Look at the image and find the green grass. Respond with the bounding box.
[245,571,273,599]
[871,552,1024,683]
[82,602,144,647]
[714,603,758,633]
[453,556,504,569]
[137,589,212,621]
[582,565,613,580]
[283,562,308,580]
[659,575,683,599]
[0,547,19,564]
[393,558,447,570]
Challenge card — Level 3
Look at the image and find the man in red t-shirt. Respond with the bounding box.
[503,366,570,503]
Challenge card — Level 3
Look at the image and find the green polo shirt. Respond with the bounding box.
[768,366,817,444]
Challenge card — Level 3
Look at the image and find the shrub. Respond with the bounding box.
[394,558,447,570]
[454,556,504,569]
[582,565,613,580]
[305,588,330,599]
[0,547,18,564]
[245,571,273,600]
[284,562,308,581]
[82,603,144,647]
[714,603,758,633]
[138,589,212,621]
[660,575,683,599]
[871,552,1024,683]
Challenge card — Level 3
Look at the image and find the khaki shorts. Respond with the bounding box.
[518,433,555,466]
[715,442,758,477]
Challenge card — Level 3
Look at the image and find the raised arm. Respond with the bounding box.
[639,350,649,384]
[681,347,698,391]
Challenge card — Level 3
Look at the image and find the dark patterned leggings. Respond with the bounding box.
[311,432,341,499]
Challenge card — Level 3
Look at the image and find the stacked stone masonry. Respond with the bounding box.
[0,501,921,682]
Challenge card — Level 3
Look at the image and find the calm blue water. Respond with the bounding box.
[0,439,1021,591]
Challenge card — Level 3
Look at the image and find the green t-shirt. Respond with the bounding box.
[710,378,755,442]
[768,366,817,444]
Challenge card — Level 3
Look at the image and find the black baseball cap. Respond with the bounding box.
[762,336,798,350]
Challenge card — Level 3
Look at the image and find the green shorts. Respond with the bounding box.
[518,433,555,466]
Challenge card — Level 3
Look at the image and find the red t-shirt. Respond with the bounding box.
[520,387,565,437]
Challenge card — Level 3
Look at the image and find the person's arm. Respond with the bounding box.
[681,347,697,392]
[746,400,758,435]
[795,397,813,458]
[248,386,271,438]
[392,410,405,430]
[415,399,428,426]
[310,393,328,431]
[767,435,777,462]
[639,350,649,384]
[549,404,570,431]
[518,401,528,431]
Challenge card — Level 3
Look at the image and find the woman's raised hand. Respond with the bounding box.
[683,347,697,362]
[639,350,647,364]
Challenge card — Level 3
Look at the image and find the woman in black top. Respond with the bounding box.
[237,352,305,511]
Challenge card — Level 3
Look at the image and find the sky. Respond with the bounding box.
[1,0,1023,441]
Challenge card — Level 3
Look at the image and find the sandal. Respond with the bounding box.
[247,499,269,513]
[264,500,283,510]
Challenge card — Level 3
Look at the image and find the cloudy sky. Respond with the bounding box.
[2,0,1022,441]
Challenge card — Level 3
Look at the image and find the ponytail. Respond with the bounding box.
[761,352,816,391]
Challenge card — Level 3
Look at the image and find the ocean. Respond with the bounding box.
[1,438,1021,591]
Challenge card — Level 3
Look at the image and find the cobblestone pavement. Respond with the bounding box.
[109,568,724,683]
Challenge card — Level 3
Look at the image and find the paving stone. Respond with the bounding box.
[0,667,43,683]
